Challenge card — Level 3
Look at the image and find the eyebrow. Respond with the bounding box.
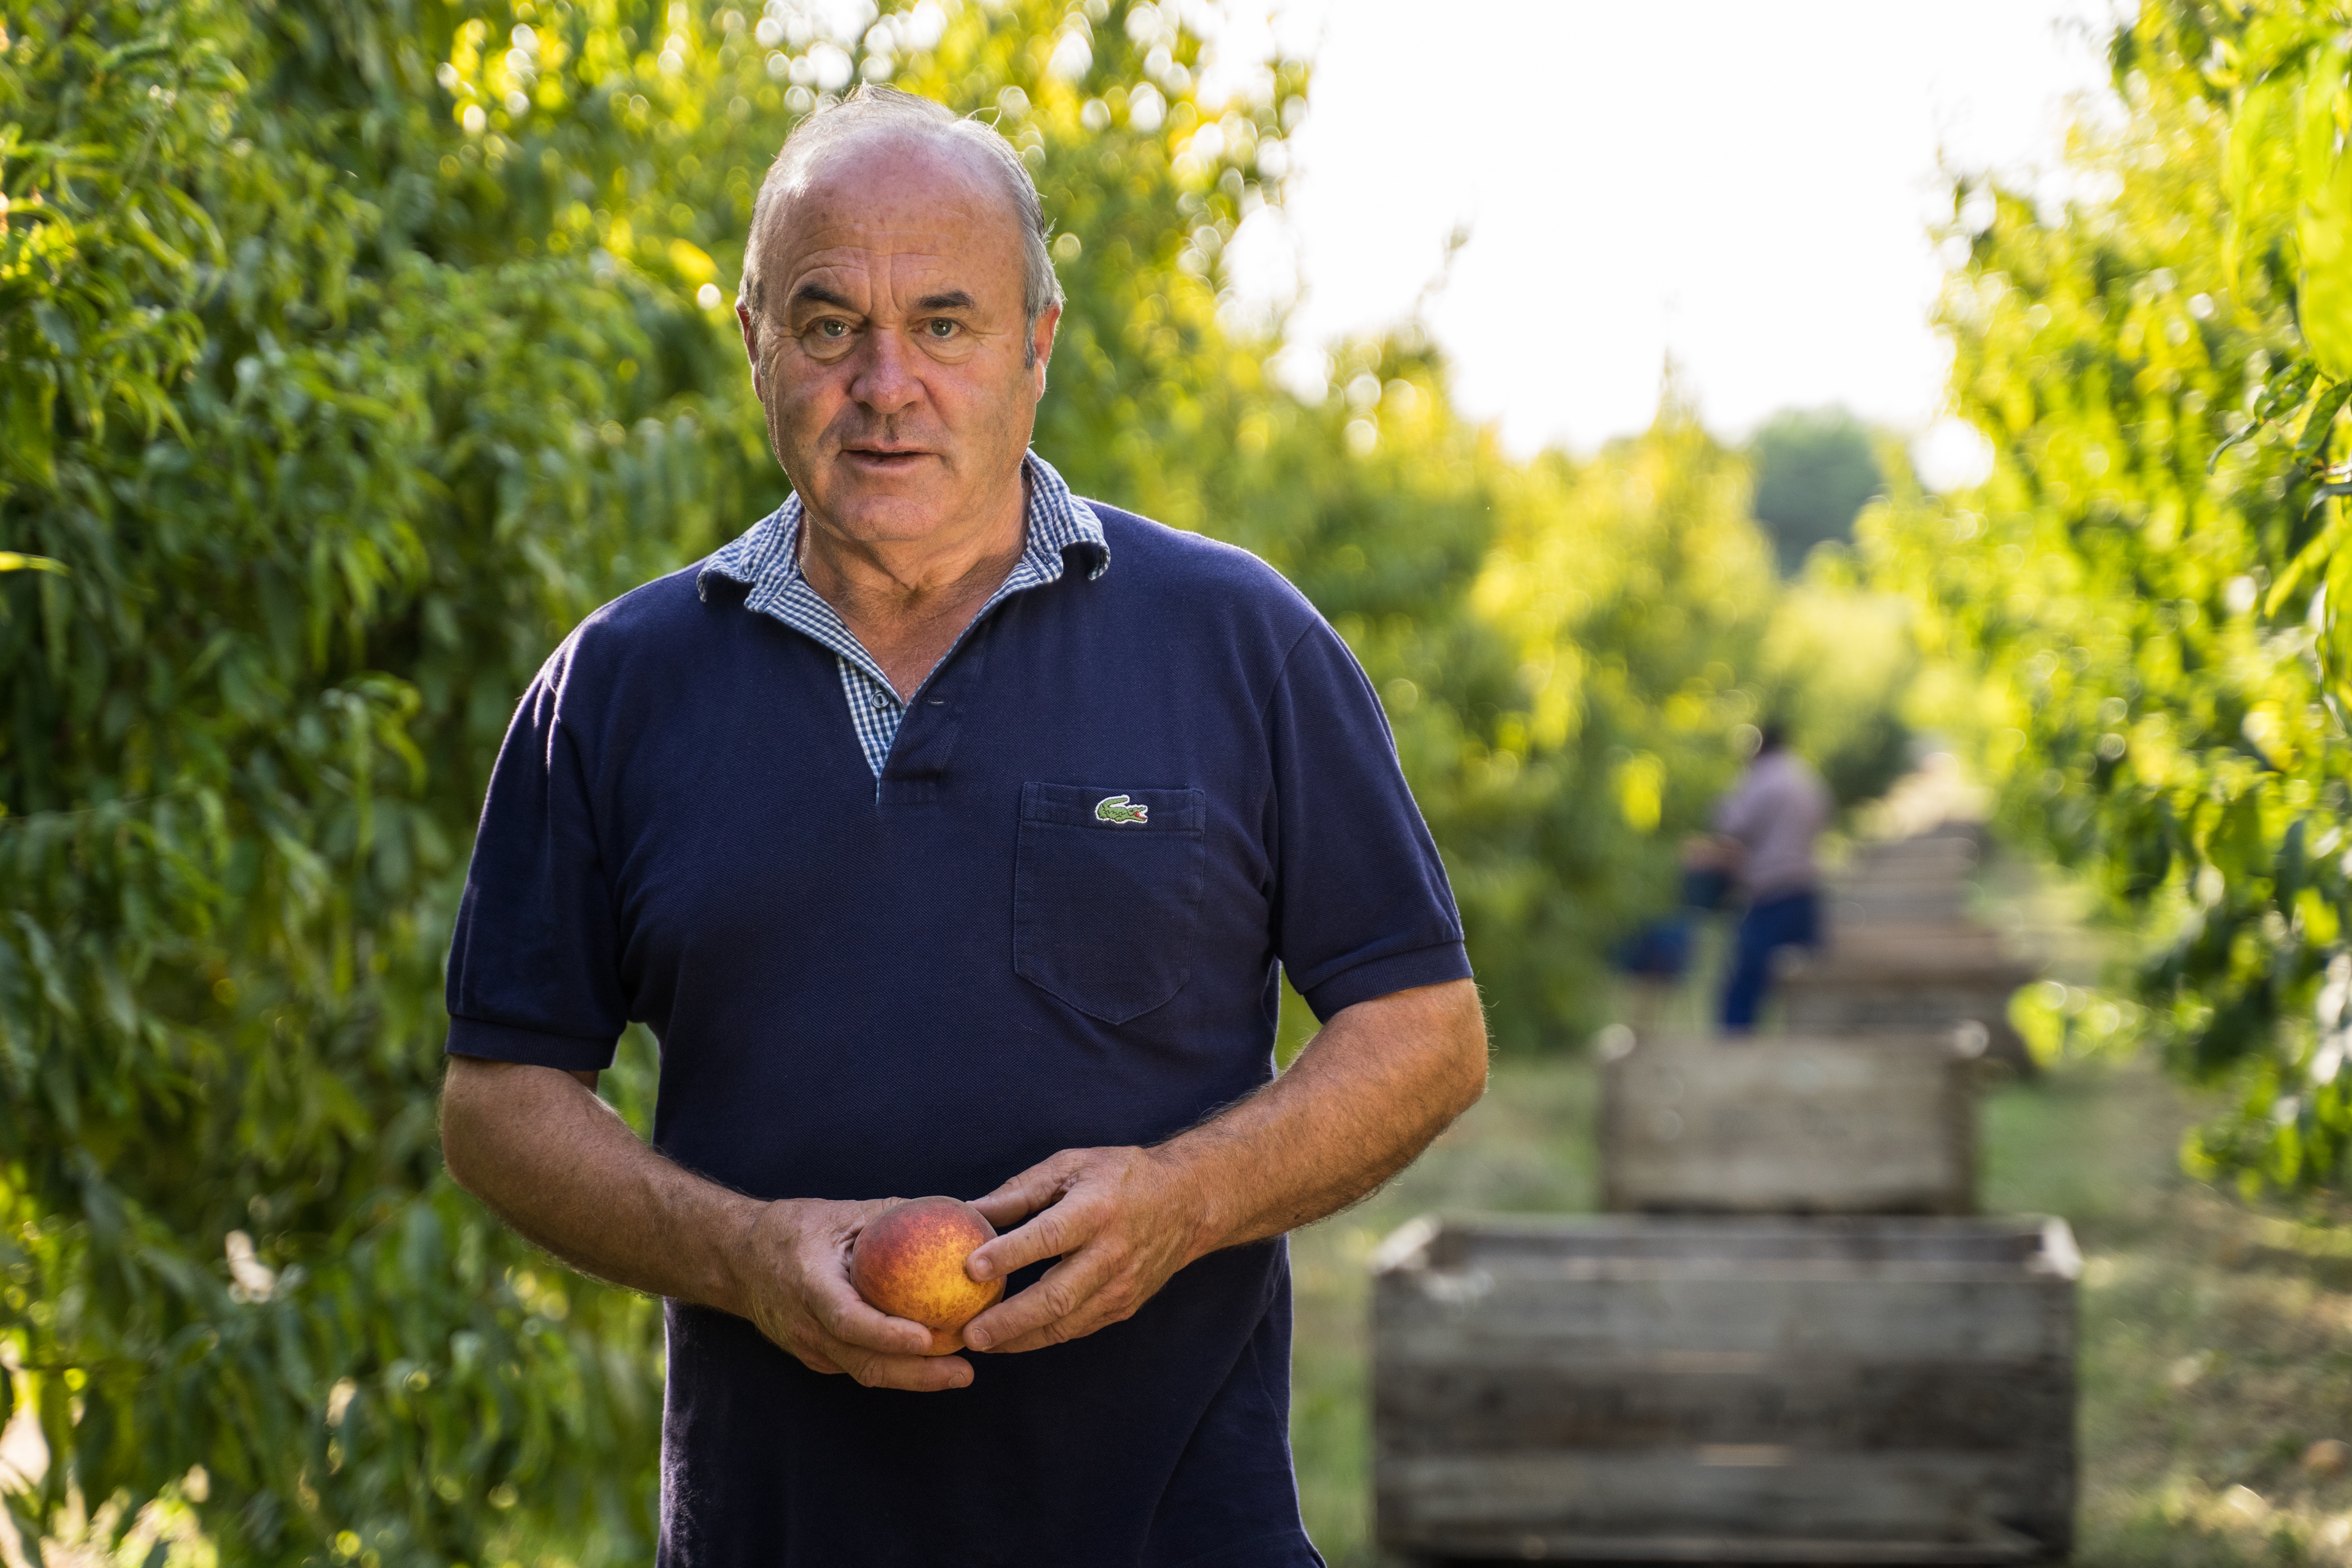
[787,284,977,314]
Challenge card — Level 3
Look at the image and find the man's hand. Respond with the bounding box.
[960,1147,1209,1354]
[953,980,1484,1357]
[727,1197,977,1391]
[440,1058,974,1393]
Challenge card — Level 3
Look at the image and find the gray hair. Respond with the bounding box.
[737,85,1063,359]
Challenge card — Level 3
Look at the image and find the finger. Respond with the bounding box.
[968,1189,1100,1283]
[982,1255,1157,1354]
[963,1245,1114,1351]
[807,1273,937,1357]
[969,1155,1081,1229]
[976,1313,1114,1356]
[768,1326,955,1385]
[967,1186,1030,1227]
[973,1287,1130,1355]
[967,1193,1029,1229]
[828,1344,975,1392]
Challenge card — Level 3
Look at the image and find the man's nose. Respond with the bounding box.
[848,328,922,415]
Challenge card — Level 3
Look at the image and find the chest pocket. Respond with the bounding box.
[1013,781,1206,1023]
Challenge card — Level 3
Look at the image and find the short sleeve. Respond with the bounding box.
[1266,621,1474,1022]
[444,648,628,1070]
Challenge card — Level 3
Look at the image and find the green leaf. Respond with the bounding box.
[28,303,78,359]
[2293,45,2352,377]
[2294,377,2352,467]
[2299,188,2352,380]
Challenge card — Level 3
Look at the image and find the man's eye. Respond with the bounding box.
[925,319,959,338]
[815,320,849,338]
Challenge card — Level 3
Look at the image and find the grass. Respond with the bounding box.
[1290,1051,2352,1566]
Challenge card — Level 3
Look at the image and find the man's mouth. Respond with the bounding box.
[843,446,931,470]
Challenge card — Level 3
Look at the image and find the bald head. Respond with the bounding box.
[738,86,1062,362]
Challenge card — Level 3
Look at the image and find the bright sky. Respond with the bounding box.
[1211,0,2123,478]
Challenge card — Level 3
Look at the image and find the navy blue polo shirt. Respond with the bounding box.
[444,461,1472,1568]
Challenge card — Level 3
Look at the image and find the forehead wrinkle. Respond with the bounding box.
[778,199,1019,326]
[786,218,986,256]
[787,247,996,314]
[783,205,1006,262]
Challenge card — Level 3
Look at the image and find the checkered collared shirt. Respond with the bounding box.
[697,450,1110,780]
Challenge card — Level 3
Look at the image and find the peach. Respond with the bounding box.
[849,1196,1003,1356]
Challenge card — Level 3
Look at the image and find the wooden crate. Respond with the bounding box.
[1819,923,2015,966]
[1600,1033,1976,1216]
[1780,944,2038,1076]
[1848,833,1982,879]
[1828,879,1974,926]
[1372,1214,2079,1565]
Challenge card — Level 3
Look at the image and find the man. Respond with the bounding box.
[1711,722,1833,1030]
[436,85,1487,1566]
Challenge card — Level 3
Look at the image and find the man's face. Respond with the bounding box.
[739,131,1058,546]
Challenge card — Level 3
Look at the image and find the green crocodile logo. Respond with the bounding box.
[1094,794,1150,825]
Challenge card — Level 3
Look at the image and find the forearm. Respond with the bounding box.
[1160,977,1487,1257]
[439,1056,762,1315]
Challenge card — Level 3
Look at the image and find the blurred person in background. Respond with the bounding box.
[1707,722,1832,1031]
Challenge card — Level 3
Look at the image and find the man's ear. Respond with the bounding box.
[1029,302,1062,393]
[737,300,763,395]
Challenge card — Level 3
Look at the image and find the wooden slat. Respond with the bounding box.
[1377,1274,2073,1364]
[1380,1526,2037,1564]
[1815,926,2016,966]
[1829,883,1974,923]
[1600,1034,1975,1215]
[1783,950,2035,986]
[1848,839,1981,879]
[1401,1214,2066,1267]
[1375,1360,2070,1453]
[1378,1451,2054,1550]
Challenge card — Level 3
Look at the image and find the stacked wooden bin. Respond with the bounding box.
[1780,828,2041,1076]
[1371,836,2078,1565]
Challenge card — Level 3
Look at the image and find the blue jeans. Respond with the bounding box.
[1720,888,1821,1031]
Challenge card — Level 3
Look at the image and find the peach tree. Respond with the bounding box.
[0,0,1303,1559]
[1865,0,2352,1190]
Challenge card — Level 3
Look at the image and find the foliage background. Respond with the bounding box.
[1860,0,2352,1198]
[1,0,1907,1559]
[1746,405,1888,576]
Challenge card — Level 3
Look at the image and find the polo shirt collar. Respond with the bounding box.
[698,450,1110,614]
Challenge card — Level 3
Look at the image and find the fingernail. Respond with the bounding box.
[951,1372,971,1388]
[965,1327,990,1349]
[968,1258,993,1281]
